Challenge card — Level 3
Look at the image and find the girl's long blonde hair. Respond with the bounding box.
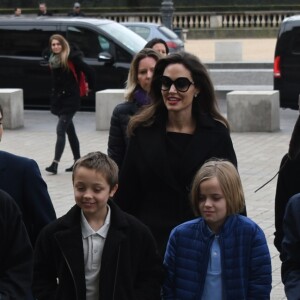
[49,34,70,69]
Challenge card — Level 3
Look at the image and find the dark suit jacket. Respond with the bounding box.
[0,151,56,246]
[33,201,163,300]
[114,113,237,255]
[0,189,33,299]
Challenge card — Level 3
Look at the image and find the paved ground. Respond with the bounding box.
[0,38,293,299]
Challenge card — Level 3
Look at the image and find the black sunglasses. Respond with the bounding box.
[161,76,194,92]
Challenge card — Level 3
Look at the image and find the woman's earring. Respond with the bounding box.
[194,93,198,98]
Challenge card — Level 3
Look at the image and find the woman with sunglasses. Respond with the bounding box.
[113,52,238,255]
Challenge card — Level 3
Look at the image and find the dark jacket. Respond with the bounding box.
[114,113,237,255]
[281,193,300,298]
[67,11,85,17]
[274,154,300,255]
[50,48,95,115]
[0,150,56,246]
[33,200,163,300]
[0,189,33,300]
[163,215,272,299]
[108,100,140,169]
[37,11,52,16]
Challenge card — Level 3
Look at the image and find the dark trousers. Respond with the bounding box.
[54,113,80,162]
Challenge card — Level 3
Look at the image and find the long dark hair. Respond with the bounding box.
[127,51,228,135]
[144,38,169,55]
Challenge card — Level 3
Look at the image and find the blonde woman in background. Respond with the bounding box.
[45,34,94,174]
[107,48,161,170]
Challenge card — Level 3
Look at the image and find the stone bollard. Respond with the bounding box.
[215,41,242,62]
[95,89,125,131]
[226,91,280,132]
[0,89,24,129]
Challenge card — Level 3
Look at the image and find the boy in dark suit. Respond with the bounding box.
[33,151,163,299]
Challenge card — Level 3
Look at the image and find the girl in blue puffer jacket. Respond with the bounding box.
[163,159,272,300]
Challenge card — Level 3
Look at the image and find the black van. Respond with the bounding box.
[0,17,146,110]
[274,15,300,110]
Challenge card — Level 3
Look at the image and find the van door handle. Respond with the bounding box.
[39,60,49,67]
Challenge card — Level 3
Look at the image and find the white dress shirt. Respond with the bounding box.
[81,205,111,300]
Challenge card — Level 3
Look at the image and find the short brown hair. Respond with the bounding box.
[191,159,245,216]
[72,151,118,190]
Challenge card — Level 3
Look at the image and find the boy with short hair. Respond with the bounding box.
[33,151,163,300]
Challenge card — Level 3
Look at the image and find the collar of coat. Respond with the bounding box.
[52,200,129,298]
[131,112,228,191]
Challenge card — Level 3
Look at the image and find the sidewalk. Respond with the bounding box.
[2,106,297,300]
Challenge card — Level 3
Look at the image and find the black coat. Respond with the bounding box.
[0,150,56,246]
[274,154,300,255]
[281,193,300,298]
[0,189,33,299]
[108,101,140,170]
[114,113,237,255]
[33,200,163,300]
[50,50,95,115]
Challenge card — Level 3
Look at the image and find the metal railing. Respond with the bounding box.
[98,11,297,29]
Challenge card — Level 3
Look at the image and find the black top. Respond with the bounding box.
[114,113,237,255]
[166,132,193,184]
[37,11,52,16]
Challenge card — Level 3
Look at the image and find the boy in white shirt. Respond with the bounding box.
[33,151,163,300]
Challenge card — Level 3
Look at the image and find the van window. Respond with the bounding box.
[67,26,107,58]
[291,27,300,54]
[99,22,146,53]
[66,25,132,62]
[0,25,57,56]
[126,25,150,40]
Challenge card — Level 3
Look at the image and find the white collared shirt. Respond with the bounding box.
[81,205,111,300]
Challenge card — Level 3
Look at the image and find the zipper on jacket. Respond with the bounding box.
[218,235,227,300]
[196,234,215,299]
[112,245,121,300]
[55,236,79,300]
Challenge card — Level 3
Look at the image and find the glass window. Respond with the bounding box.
[67,26,104,58]
[159,25,179,39]
[0,25,57,56]
[98,22,146,53]
[291,28,300,54]
[127,26,150,40]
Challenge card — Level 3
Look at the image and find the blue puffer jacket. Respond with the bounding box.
[163,215,272,300]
